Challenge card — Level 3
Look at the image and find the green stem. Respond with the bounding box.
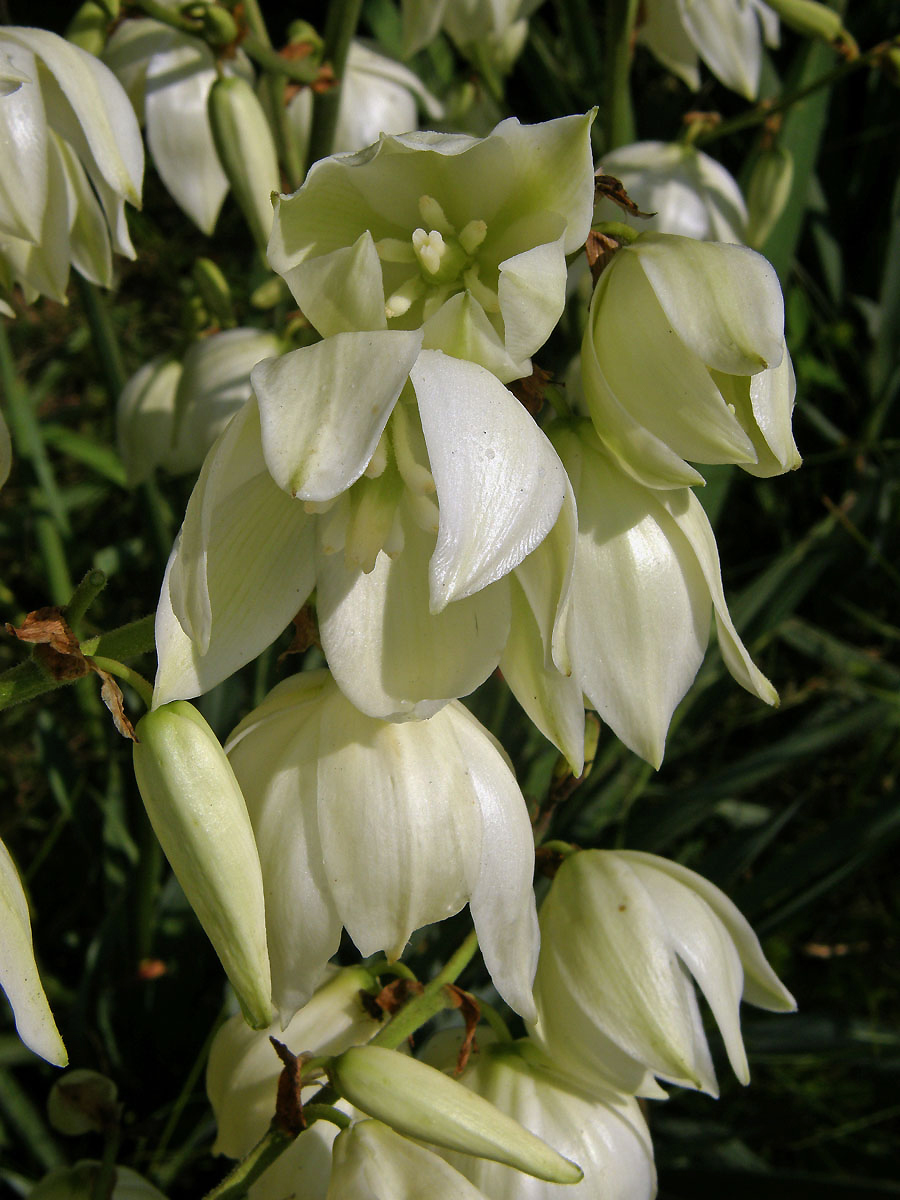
[34,513,74,606]
[307,0,363,166]
[204,1127,295,1200]
[75,273,126,395]
[87,655,154,709]
[0,614,156,711]
[66,568,108,633]
[302,1103,352,1130]
[605,0,639,150]
[370,929,480,1050]
[241,0,305,190]
[695,39,893,147]
[127,0,203,37]
[242,35,322,85]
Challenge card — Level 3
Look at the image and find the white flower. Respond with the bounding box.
[103,16,254,234]
[551,421,778,768]
[638,0,780,99]
[530,849,796,1096]
[0,26,143,307]
[598,141,748,243]
[116,327,281,485]
[0,835,67,1066]
[582,233,801,490]
[268,113,595,382]
[328,1121,490,1200]
[224,669,540,1025]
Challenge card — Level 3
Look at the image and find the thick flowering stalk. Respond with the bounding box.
[0,836,67,1066]
[549,420,777,767]
[637,0,780,99]
[530,849,796,1096]
[224,670,540,1024]
[597,141,749,243]
[0,26,143,308]
[268,113,595,381]
[425,1034,657,1200]
[132,702,273,1028]
[582,233,801,490]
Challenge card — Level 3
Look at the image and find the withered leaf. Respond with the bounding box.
[445,985,480,1075]
[508,364,552,417]
[95,667,137,742]
[271,1038,306,1135]
[6,607,91,680]
[594,171,655,219]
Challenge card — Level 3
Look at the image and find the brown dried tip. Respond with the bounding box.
[508,363,552,417]
[445,985,481,1075]
[271,1038,307,1135]
[372,977,424,1018]
[586,229,625,284]
[7,607,91,681]
[593,171,654,219]
[278,605,320,663]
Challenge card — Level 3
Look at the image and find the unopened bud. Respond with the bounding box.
[48,1070,119,1136]
[764,0,853,48]
[745,145,794,248]
[193,257,236,329]
[208,76,281,252]
[133,702,273,1028]
[65,1,115,54]
[328,1045,583,1183]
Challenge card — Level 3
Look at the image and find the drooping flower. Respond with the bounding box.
[424,1032,657,1200]
[582,233,801,490]
[0,26,143,308]
[224,669,540,1024]
[327,1121,491,1200]
[550,420,778,768]
[0,835,67,1066]
[117,327,281,485]
[596,141,748,243]
[268,113,595,382]
[530,849,796,1096]
[103,15,255,235]
[637,0,780,100]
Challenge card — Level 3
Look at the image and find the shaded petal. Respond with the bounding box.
[679,0,761,98]
[661,488,778,705]
[316,689,479,960]
[317,508,510,720]
[714,343,801,477]
[253,330,422,500]
[497,224,568,364]
[412,350,566,608]
[422,291,528,383]
[0,43,46,243]
[633,232,784,373]
[447,703,540,1020]
[116,356,182,485]
[153,402,316,705]
[56,134,112,288]
[280,231,387,336]
[145,40,227,234]
[5,27,143,205]
[638,0,701,90]
[227,671,342,1023]
[0,837,67,1066]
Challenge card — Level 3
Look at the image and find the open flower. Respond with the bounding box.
[153,346,569,720]
[224,669,540,1025]
[268,113,595,382]
[530,849,796,1096]
[0,26,143,308]
[637,0,779,99]
[582,233,800,490]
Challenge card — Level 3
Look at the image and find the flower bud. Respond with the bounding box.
[132,702,273,1028]
[745,145,794,248]
[764,0,848,45]
[48,1070,118,1135]
[208,75,280,252]
[328,1045,583,1183]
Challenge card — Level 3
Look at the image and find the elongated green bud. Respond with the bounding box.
[193,258,236,329]
[328,1045,583,1184]
[208,76,281,253]
[133,702,273,1028]
[745,145,794,248]
[65,1,114,54]
[764,0,855,50]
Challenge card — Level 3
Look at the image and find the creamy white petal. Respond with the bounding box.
[279,231,387,337]
[412,350,567,609]
[56,134,113,288]
[329,1120,490,1199]
[422,291,528,383]
[116,356,182,486]
[679,0,762,98]
[0,837,67,1066]
[0,42,46,243]
[317,508,510,720]
[144,40,227,234]
[253,330,422,500]
[497,227,568,364]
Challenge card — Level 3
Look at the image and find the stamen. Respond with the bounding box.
[418,194,454,236]
[385,275,425,319]
[375,237,417,263]
[391,402,435,496]
[317,494,351,555]
[407,490,440,535]
[459,219,487,254]
[383,510,406,558]
[364,429,389,479]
